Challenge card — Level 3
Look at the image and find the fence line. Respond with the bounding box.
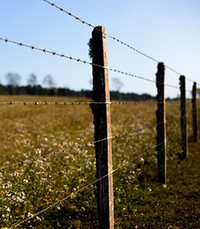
[0,5,199,227]
[0,101,159,106]
[0,37,193,92]
[11,141,163,228]
[0,100,194,106]
[42,0,199,86]
[42,0,159,64]
[0,38,156,84]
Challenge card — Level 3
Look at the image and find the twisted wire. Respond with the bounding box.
[0,37,156,84]
[0,37,189,91]
[41,0,157,64]
[0,101,111,105]
[1,100,195,106]
[0,101,159,106]
[166,65,199,85]
[165,83,191,93]
[0,121,163,171]
[42,0,199,85]
[11,141,162,228]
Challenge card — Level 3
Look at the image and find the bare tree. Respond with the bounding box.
[27,74,37,86]
[111,77,124,91]
[6,73,21,87]
[42,75,56,88]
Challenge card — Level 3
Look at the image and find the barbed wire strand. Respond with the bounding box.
[0,101,160,106]
[0,37,155,84]
[0,99,195,106]
[11,141,162,228]
[0,121,165,171]
[0,101,110,105]
[165,65,198,85]
[42,0,199,86]
[0,37,191,91]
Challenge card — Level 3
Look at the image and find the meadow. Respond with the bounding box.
[0,95,199,228]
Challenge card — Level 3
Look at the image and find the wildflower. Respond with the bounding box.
[5,206,10,212]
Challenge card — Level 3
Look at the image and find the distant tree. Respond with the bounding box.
[42,75,56,88]
[42,75,57,96]
[6,73,21,87]
[6,73,21,94]
[111,77,124,92]
[27,74,37,86]
[48,88,58,96]
[0,84,7,94]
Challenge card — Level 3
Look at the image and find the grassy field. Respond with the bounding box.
[0,96,199,228]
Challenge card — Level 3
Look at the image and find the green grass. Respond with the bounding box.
[0,96,199,228]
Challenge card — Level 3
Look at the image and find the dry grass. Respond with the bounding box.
[0,96,199,228]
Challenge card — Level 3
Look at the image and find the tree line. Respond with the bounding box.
[1,73,199,100]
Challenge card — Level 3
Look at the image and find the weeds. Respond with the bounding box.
[0,96,199,228]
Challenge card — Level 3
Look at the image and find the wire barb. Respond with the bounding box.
[0,37,189,90]
[42,0,198,85]
[0,101,160,105]
[0,38,152,83]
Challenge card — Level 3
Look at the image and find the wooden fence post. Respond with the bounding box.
[156,62,166,184]
[89,26,114,229]
[179,75,188,158]
[192,82,198,142]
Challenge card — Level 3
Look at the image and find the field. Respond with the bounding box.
[0,95,199,228]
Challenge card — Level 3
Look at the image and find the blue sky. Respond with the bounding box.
[0,0,200,98]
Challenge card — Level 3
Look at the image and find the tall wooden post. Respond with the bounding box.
[192,82,198,142]
[89,26,114,229]
[156,62,166,184]
[179,75,188,158]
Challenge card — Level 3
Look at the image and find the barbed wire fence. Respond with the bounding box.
[0,1,199,228]
[42,0,200,87]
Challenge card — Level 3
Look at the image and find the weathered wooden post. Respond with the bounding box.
[179,75,188,158]
[192,82,198,142]
[156,62,166,184]
[89,26,114,229]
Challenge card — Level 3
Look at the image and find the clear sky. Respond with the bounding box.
[0,0,200,98]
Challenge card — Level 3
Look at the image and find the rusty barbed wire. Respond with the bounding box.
[0,37,190,91]
[42,0,199,86]
[0,121,164,171]
[11,140,162,228]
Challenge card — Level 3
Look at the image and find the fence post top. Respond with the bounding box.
[180,75,185,80]
[94,26,105,31]
[157,62,165,71]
